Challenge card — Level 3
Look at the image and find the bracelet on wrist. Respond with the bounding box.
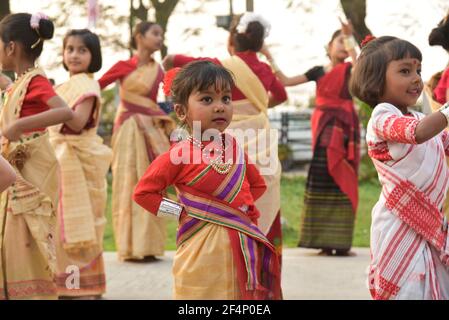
[157,197,183,220]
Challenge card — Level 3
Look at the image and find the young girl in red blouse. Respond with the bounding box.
[133,61,281,300]
[0,12,73,300]
[163,13,286,260]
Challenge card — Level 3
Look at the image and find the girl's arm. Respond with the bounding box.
[98,61,129,89]
[62,96,95,133]
[372,103,449,145]
[133,149,183,215]
[163,54,219,71]
[0,156,16,192]
[340,18,358,64]
[260,45,319,87]
[415,109,448,144]
[2,96,73,141]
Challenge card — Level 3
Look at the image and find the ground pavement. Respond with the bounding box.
[103,247,371,300]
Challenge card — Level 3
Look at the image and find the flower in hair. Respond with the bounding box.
[236,12,271,38]
[361,34,376,48]
[30,12,49,29]
[163,67,181,97]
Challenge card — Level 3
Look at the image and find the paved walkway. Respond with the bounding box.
[103,247,371,300]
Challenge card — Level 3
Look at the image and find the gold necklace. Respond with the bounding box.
[186,135,233,175]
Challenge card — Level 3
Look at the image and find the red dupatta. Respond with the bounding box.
[311,62,360,213]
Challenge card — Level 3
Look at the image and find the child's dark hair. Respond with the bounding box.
[428,13,449,51]
[230,15,265,52]
[171,61,235,107]
[63,29,102,73]
[0,13,54,61]
[131,21,156,50]
[349,36,422,108]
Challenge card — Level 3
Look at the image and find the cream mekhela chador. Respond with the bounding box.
[0,67,58,300]
[49,73,112,297]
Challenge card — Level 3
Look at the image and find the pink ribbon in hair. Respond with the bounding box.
[30,12,49,29]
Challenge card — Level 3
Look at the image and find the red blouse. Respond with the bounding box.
[434,67,449,105]
[173,51,287,103]
[20,75,57,132]
[133,139,267,223]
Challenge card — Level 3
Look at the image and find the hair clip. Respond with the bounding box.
[361,34,376,48]
[30,12,48,29]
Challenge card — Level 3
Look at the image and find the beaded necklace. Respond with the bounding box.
[187,135,233,175]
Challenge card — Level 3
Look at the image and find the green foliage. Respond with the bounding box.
[354,97,372,129]
[358,153,378,183]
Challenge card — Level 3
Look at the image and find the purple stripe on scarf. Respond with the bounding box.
[263,246,271,290]
[217,162,243,200]
[179,195,261,234]
[248,237,257,287]
[177,217,201,240]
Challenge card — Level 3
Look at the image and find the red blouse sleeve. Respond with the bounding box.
[244,152,267,201]
[173,54,220,68]
[133,149,183,215]
[371,104,419,144]
[27,76,57,103]
[98,61,131,89]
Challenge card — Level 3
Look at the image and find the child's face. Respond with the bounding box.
[63,35,92,75]
[139,25,164,53]
[380,57,423,110]
[328,34,349,61]
[179,85,233,133]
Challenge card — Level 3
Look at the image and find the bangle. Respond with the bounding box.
[268,58,280,73]
[343,35,358,51]
[438,102,449,126]
[157,197,183,220]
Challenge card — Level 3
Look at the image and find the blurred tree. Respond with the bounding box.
[0,0,10,20]
[340,0,372,43]
[286,0,372,44]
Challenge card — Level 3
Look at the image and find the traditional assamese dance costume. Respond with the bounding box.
[367,102,449,299]
[49,73,112,296]
[133,134,281,299]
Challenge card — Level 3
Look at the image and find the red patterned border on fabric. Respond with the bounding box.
[386,180,445,250]
[367,141,393,161]
[376,114,418,144]
[7,279,56,299]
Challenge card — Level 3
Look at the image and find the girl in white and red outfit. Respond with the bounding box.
[351,35,449,300]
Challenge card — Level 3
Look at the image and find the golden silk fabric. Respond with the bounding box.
[112,62,169,260]
[0,68,58,299]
